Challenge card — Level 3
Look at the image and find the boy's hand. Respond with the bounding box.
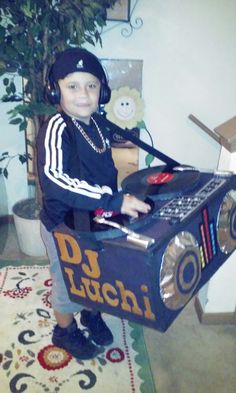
[121,194,151,218]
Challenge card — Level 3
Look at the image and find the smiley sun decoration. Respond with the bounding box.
[104,86,144,129]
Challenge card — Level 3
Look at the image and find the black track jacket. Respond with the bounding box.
[36,111,124,231]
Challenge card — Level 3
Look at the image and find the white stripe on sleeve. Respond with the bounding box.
[44,114,107,199]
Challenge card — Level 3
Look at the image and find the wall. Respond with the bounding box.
[87,0,236,169]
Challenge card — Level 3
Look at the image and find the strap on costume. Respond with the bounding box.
[73,209,91,232]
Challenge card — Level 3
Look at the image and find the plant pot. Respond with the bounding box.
[12,198,47,257]
[0,174,8,254]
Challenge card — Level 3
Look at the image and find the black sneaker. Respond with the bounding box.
[52,318,98,360]
[80,310,113,346]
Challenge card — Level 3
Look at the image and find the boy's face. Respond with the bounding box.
[58,72,101,124]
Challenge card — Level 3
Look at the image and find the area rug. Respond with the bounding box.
[0,265,156,393]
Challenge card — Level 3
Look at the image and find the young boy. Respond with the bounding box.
[37,47,150,360]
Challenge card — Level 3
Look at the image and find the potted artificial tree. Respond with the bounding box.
[0,0,116,256]
[0,151,30,254]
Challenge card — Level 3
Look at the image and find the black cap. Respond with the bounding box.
[51,48,105,82]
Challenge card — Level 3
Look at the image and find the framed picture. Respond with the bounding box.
[107,0,131,22]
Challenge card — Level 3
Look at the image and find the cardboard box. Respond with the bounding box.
[214,116,236,152]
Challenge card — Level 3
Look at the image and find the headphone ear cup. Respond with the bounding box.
[99,83,111,105]
[44,79,61,105]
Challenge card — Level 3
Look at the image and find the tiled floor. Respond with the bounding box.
[1,222,236,393]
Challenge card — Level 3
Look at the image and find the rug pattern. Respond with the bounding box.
[0,265,155,393]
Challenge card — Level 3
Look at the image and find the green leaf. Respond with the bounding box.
[0,68,7,77]
[36,289,46,295]
[26,360,35,367]
[97,356,107,366]
[3,78,9,86]
[4,350,13,359]
[10,81,16,94]
[3,168,8,179]
[145,154,154,167]
[9,118,23,125]
[6,86,11,95]
[19,120,27,131]
[20,3,33,18]
[27,349,35,358]
[19,154,27,164]
[0,25,5,40]
[137,120,146,129]
[3,360,12,370]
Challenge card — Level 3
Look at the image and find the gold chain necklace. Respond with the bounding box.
[72,116,107,154]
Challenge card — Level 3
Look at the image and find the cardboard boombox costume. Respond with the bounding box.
[52,127,236,332]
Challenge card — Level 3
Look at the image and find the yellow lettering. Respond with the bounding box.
[141,285,156,321]
[102,283,119,307]
[115,280,142,316]
[81,278,104,303]
[64,267,86,297]
[54,232,82,264]
[82,249,101,279]
[59,256,155,322]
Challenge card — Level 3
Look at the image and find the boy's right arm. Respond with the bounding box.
[121,194,151,218]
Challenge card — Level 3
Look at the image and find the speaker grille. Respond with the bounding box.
[217,190,236,254]
[160,232,201,310]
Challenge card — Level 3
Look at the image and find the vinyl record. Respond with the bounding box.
[121,165,200,200]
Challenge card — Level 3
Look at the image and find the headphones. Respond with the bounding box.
[44,69,61,105]
[44,55,111,106]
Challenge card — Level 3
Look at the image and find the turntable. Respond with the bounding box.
[121,164,200,200]
[52,128,236,332]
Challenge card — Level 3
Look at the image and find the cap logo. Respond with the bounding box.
[76,59,84,69]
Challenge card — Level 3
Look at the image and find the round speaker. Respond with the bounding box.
[217,190,236,254]
[160,231,201,310]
